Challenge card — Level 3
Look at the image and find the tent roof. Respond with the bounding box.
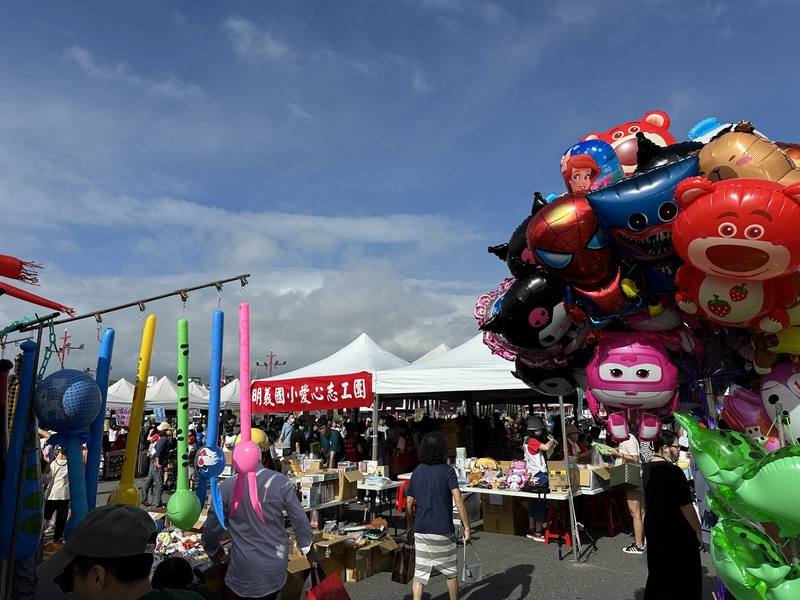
[255,333,408,382]
[413,343,451,364]
[105,378,136,408]
[375,333,549,401]
[220,378,240,410]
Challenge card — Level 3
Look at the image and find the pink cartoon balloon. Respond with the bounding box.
[721,385,781,451]
[585,332,679,441]
[760,362,800,446]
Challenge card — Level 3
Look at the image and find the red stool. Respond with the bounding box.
[544,504,572,547]
[395,479,411,512]
[588,493,623,536]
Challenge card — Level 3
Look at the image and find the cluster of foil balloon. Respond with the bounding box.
[476,110,800,447]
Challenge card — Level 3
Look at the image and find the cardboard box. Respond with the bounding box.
[547,460,580,492]
[336,470,364,501]
[313,532,397,583]
[577,466,609,490]
[609,462,642,488]
[480,495,528,536]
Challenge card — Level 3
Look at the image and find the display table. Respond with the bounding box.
[357,480,403,533]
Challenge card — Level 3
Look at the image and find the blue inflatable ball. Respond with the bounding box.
[34,369,102,432]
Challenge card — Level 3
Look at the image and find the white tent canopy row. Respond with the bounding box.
[104,376,240,410]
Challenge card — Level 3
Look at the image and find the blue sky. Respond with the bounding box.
[2,0,799,379]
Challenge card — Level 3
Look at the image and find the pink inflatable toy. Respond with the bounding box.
[721,385,781,451]
[230,303,264,523]
[585,332,679,442]
[760,362,800,446]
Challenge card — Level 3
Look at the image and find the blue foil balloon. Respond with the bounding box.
[562,139,625,191]
[35,369,101,538]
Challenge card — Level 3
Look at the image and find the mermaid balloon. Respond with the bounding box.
[196,310,226,529]
[0,340,42,559]
[110,314,156,506]
[230,303,264,522]
[86,328,114,510]
[167,319,202,530]
[34,369,102,538]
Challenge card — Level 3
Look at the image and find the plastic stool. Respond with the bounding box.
[544,504,572,547]
[588,493,623,536]
[395,479,411,512]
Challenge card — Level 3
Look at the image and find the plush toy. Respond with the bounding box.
[504,461,529,491]
[585,332,679,441]
[672,177,800,332]
[583,110,676,176]
[698,121,800,186]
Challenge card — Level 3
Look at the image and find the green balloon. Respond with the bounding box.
[711,519,800,600]
[674,413,765,487]
[167,489,202,531]
[167,319,201,531]
[735,446,800,538]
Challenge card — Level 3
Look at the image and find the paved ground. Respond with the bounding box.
[30,482,718,599]
[340,529,717,600]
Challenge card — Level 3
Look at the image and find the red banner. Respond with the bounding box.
[251,371,373,413]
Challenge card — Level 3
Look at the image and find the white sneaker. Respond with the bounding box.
[623,543,644,554]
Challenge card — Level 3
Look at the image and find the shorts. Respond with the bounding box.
[413,533,457,585]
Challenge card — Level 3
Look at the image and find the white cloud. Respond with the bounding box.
[61,46,204,102]
[412,69,434,94]
[222,15,293,62]
[0,265,479,382]
[287,102,315,121]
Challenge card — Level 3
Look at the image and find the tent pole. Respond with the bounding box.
[559,395,581,561]
[372,394,379,461]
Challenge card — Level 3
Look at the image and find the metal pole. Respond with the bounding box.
[19,275,250,331]
[559,395,581,561]
[372,394,379,461]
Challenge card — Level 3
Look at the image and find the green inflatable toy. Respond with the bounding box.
[166,319,202,530]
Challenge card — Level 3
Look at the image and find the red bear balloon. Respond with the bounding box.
[583,110,676,176]
[672,177,800,332]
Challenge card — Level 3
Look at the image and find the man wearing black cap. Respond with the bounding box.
[38,503,202,599]
[316,416,343,468]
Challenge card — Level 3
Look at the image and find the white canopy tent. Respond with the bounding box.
[105,378,136,408]
[104,376,211,409]
[412,343,450,364]
[257,332,409,383]
[375,333,540,400]
[219,378,240,411]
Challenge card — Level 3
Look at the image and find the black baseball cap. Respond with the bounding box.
[39,504,156,583]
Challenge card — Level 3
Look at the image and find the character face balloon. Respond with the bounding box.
[586,333,677,410]
[525,195,613,288]
[586,157,698,261]
[583,110,676,176]
[673,177,800,280]
[196,446,226,478]
[761,363,800,444]
[478,273,570,351]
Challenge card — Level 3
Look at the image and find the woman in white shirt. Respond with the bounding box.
[611,433,645,554]
[44,446,70,543]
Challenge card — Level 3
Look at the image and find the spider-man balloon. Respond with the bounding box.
[525,195,613,288]
[525,195,640,323]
